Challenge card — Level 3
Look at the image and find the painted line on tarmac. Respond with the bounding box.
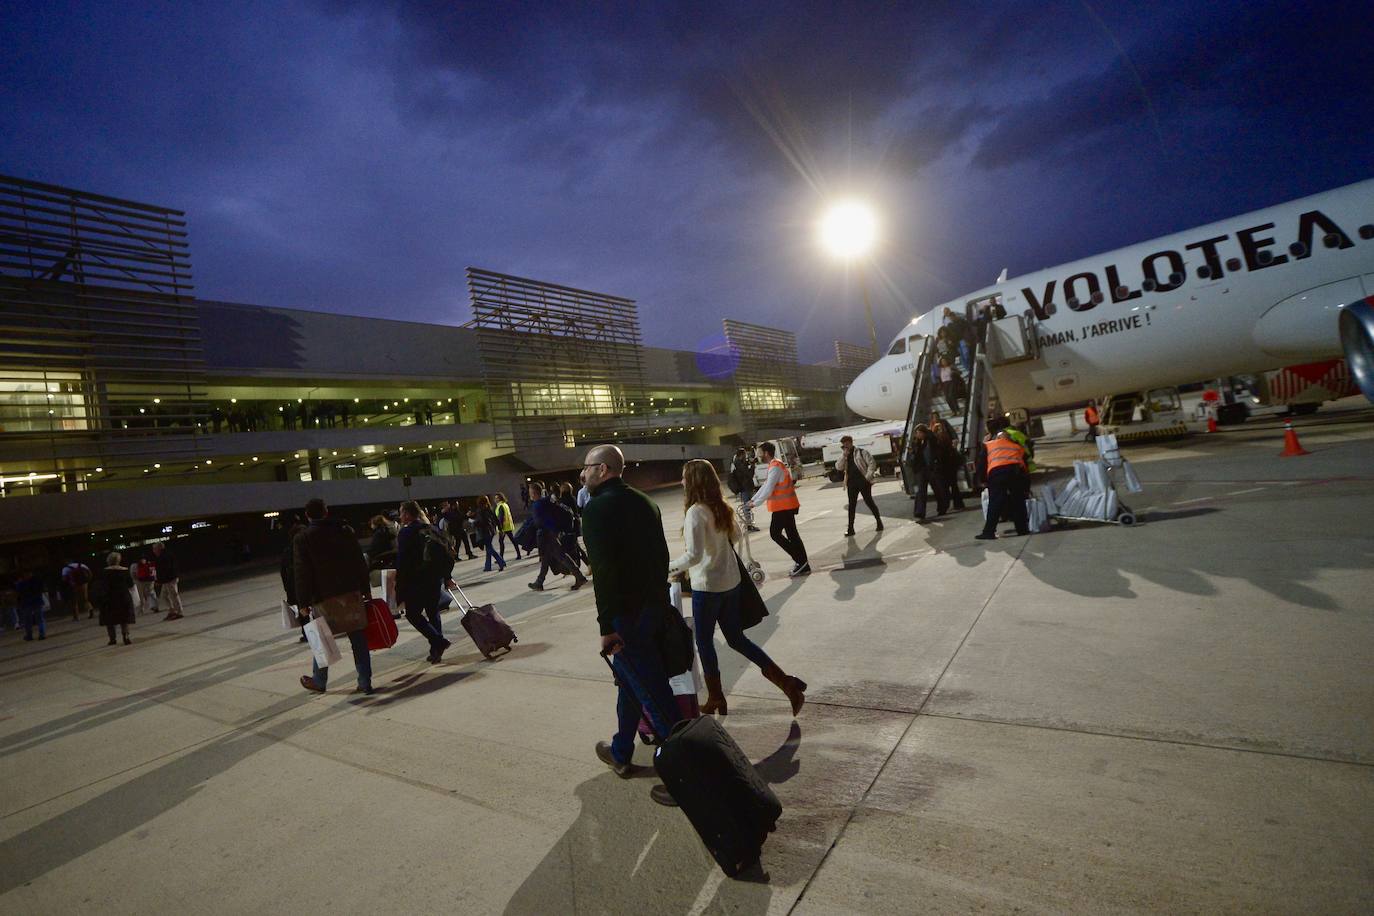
[548,608,591,620]
[1171,496,1214,505]
[1226,487,1266,496]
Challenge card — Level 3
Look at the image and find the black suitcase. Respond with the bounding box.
[602,653,782,876]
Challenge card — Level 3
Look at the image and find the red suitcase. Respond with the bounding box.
[365,597,398,650]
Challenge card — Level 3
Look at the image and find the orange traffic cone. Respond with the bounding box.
[1206,415,1218,433]
[1279,419,1309,457]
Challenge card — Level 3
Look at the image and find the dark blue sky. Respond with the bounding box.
[3,0,1371,361]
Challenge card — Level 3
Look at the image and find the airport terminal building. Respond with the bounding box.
[0,176,858,565]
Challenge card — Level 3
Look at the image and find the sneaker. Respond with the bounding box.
[527,582,544,591]
[974,533,997,541]
[844,529,855,537]
[788,562,811,577]
[595,741,641,778]
[649,784,679,807]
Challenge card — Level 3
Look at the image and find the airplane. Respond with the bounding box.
[844,179,1374,420]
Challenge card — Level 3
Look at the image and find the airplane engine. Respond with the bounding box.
[1339,296,1374,403]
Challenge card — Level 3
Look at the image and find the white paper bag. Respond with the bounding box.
[303,616,342,667]
[1121,459,1143,494]
[980,487,991,519]
[280,599,298,630]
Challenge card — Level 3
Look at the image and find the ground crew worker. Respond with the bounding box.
[1003,419,1037,473]
[1084,401,1101,442]
[747,442,810,576]
[975,428,1030,541]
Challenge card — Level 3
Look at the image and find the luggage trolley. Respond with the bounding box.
[736,505,766,584]
[1047,436,1141,528]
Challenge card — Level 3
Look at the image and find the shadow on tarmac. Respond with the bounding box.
[0,694,344,895]
[502,723,803,915]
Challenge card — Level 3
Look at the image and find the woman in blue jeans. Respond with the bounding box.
[668,459,806,716]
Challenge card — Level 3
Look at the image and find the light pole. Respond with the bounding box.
[818,198,881,358]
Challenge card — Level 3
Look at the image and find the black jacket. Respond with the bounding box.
[396,521,443,608]
[581,477,670,636]
[293,518,369,608]
[153,550,178,583]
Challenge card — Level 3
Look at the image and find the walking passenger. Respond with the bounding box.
[474,495,507,572]
[133,554,157,616]
[151,542,183,620]
[907,424,950,521]
[494,493,522,560]
[15,568,45,641]
[580,444,680,805]
[931,419,967,511]
[526,482,587,591]
[746,442,810,576]
[670,460,807,717]
[96,552,135,646]
[837,435,883,537]
[395,500,453,664]
[294,498,374,695]
[62,558,92,621]
[557,482,588,569]
[282,520,309,642]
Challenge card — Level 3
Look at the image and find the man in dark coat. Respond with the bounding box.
[295,498,373,695]
[395,500,452,664]
[527,482,587,592]
[580,444,679,804]
[907,424,950,521]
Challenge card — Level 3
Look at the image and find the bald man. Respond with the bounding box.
[580,445,680,793]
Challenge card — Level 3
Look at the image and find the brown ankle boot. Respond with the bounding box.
[762,664,807,716]
[701,673,728,716]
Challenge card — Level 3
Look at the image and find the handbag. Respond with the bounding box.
[303,616,342,668]
[735,553,768,631]
[280,599,299,630]
[655,599,695,678]
[314,592,368,635]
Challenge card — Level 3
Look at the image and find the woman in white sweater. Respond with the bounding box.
[668,460,806,716]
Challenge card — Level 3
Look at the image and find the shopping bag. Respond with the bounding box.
[980,487,991,519]
[1121,459,1143,494]
[303,616,342,668]
[280,599,299,630]
[1038,484,1059,516]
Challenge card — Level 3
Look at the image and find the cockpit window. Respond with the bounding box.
[886,337,907,355]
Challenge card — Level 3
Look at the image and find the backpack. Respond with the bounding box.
[419,525,456,579]
[549,500,577,535]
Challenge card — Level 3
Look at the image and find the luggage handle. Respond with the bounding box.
[447,585,476,616]
[600,647,671,731]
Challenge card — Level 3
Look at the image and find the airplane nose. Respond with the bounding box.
[845,373,871,416]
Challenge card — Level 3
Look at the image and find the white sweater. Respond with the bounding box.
[668,503,742,593]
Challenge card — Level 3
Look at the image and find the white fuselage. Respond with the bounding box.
[845,180,1374,420]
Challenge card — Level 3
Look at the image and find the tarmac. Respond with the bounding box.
[2,406,1372,914]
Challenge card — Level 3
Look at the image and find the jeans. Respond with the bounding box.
[403,596,446,649]
[768,508,807,566]
[498,530,522,559]
[912,466,949,518]
[480,536,505,572]
[310,629,373,692]
[846,481,882,530]
[693,585,774,678]
[609,608,680,764]
[21,604,45,639]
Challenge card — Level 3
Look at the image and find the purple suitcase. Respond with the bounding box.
[449,586,517,658]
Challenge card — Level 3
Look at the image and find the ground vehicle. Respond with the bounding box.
[751,437,804,487]
[801,421,904,482]
[1100,386,1190,440]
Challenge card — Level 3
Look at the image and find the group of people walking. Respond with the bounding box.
[5,541,183,644]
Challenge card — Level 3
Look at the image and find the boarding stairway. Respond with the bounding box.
[899,320,1020,497]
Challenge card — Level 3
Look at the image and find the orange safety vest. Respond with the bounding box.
[1084,404,1100,426]
[765,459,800,512]
[985,437,1026,473]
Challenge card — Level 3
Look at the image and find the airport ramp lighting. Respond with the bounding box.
[819,199,878,260]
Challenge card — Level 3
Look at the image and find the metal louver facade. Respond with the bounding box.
[723,319,800,435]
[0,175,206,489]
[466,267,650,450]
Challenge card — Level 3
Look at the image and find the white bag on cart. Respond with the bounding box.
[1121,459,1143,494]
[1038,484,1059,516]
[1025,497,1050,533]
[1096,434,1122,465]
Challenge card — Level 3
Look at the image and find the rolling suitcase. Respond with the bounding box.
[449,585,517,658]
[364,597,398,650]
[602,652,782,877]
